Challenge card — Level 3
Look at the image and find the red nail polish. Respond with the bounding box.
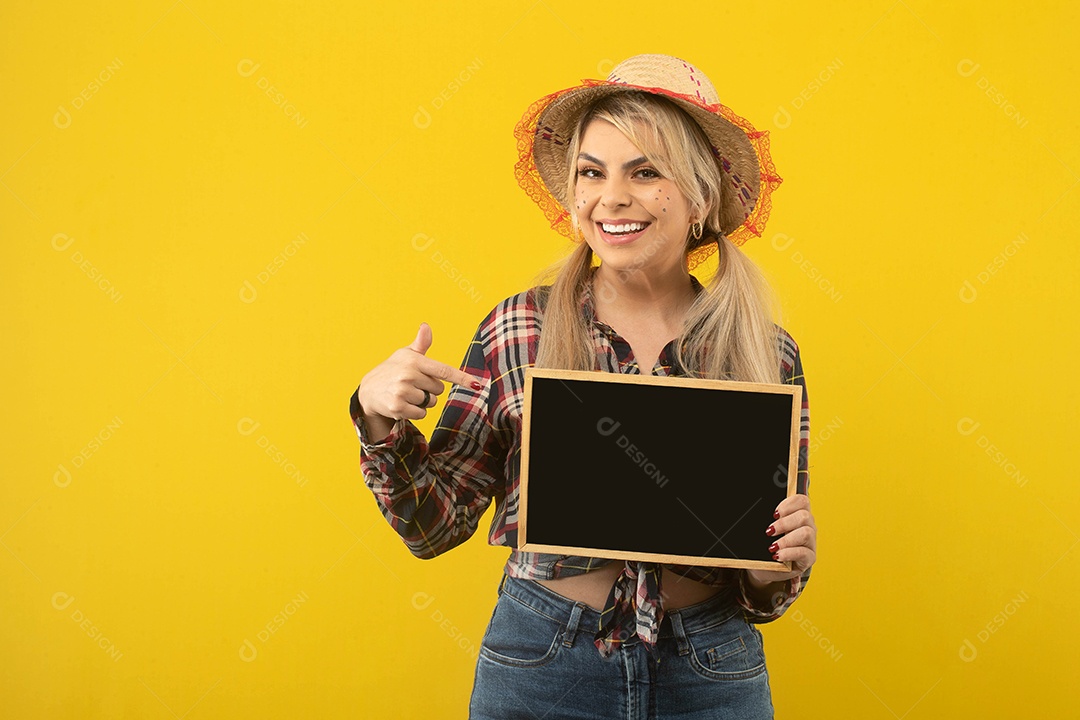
[765,525,775,536]
[768,542,778,554]
[471,381,483,390]
[772,553,780,561]
[773,510,780,520]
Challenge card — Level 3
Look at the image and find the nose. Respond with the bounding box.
[598,175,632,209]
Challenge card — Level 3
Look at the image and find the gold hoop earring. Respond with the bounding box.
[691,222,703,240]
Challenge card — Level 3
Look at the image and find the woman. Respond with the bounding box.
[350,54,816,719]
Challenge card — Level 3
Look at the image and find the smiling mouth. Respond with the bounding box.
[597,221,651,236]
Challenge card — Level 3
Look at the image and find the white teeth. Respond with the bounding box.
[601,222,647,234]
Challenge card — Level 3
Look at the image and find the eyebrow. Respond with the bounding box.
[577,152,650,171]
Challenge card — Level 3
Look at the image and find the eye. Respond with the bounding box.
[634,167,661,179]
[576,167,602,179]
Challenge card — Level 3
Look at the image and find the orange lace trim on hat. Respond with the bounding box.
[513,78,783,270]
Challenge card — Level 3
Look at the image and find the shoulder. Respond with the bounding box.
[773,323,801,379]
[473,284,550,344]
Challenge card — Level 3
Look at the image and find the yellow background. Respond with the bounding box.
[3,1,1077,717]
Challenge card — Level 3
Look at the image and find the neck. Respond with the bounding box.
[590,262,697,323]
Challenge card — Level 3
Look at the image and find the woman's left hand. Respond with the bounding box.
[746,493,816,587]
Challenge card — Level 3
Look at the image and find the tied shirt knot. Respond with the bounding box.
[594,560,665,659]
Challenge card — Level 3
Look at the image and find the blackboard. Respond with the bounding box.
[519,368,802,571]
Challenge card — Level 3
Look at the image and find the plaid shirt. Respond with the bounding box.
[350,268,812,656]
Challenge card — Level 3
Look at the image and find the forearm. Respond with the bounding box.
[352,386,397,444]
[349,381,501,560]
[736,565,811,624]
[363,409,396,444]
[357,419,469,559]
[742,572,789,612]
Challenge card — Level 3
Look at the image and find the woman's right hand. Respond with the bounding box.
[356,322,485,441]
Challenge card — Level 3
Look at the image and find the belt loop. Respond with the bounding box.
[669,611,690,656]
[562,602,585,648]
[497,573,507,596]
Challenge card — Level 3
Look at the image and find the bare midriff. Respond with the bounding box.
[535,562,727,613]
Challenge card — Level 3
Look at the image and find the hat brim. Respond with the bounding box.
[514,78,782,263]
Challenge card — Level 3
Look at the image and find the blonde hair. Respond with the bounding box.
[531,91,782,384]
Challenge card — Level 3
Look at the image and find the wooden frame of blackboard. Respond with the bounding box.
[518,368,802,572]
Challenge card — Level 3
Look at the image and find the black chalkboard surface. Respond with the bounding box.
[519,368,802,570]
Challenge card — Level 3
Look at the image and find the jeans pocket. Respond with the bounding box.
[478,593,563,668]
[684,614,767,681]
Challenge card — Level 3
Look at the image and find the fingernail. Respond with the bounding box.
[471,381,483,390]
[765,525,775,536]
[772,553,780,561]
[768,542,779,554]
[773,510,780,520]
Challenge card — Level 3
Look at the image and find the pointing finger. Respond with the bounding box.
[417,356,485,391]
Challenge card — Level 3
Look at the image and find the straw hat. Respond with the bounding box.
[513,53,783,269]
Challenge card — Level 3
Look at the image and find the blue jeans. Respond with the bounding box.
[469,573,774,719]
